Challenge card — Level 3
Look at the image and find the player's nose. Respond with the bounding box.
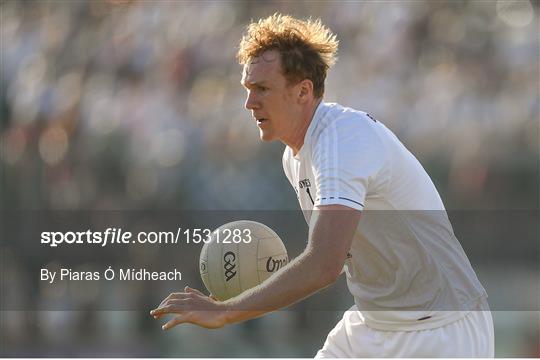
[244,93,260,110]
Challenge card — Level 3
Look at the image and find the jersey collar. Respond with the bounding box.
[293,101,328,160]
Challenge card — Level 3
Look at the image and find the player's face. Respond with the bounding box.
[241,50,301,142]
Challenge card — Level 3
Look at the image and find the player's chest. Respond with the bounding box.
[290,160,316,212]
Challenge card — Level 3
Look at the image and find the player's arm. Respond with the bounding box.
[150,204,360,330]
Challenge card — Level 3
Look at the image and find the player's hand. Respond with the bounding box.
[150,286,227,330]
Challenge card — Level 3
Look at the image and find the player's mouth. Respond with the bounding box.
[256,118,268,125]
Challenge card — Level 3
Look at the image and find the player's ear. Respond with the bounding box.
[298,79,313,103]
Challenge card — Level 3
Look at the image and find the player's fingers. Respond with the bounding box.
[153,304,178,319]
[184,286,206,297]
[153,314,169,320]
[151,298,193,316]
[153,306,179,317]
[164,298,192,309]
[150,304,172,316]
[150,298,195,320]
[162,314,188,330]
[156,292,177,309]
[157,292,188,309]
[151,304,181,317]
[184,286,217,301]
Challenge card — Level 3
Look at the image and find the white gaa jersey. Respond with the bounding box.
[283,102,487,331]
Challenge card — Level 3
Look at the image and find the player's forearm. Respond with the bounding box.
[221,248,339,325]
[220,206,360,325]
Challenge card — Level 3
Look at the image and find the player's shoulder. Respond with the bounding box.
[312,102,381,142]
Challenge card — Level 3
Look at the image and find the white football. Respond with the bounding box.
[199,220,288,301]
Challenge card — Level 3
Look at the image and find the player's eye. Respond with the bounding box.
[258,86,268,92]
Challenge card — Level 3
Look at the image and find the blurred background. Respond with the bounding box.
[1,0,538,357]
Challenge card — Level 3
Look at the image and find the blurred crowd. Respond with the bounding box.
[1,0,538,211]
[1,0,538,357]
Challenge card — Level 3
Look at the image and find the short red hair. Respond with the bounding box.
[237,14,338,98]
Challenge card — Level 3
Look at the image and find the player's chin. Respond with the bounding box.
[258,130,275,142]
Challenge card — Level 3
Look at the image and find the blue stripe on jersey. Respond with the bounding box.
[318,196,364,208]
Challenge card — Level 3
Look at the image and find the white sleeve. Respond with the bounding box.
[311,116,389,211]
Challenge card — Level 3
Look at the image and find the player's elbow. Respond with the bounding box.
[317,273,340,288]
[314,258,343,288]
[301,246,345,289]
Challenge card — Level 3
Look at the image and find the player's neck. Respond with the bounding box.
[286,98,322,156]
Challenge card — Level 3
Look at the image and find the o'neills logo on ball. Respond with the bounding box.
[266,256,287,272]
[223,251,237,281]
